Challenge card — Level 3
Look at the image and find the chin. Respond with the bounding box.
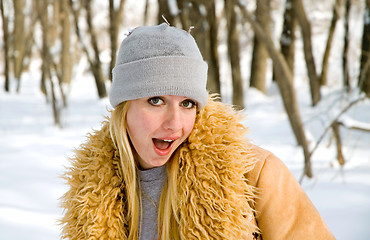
[144,158,169,169]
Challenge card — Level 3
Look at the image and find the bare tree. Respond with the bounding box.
[320,0,341,86]
[343,0,351,90]
[309,97,366,173]
[205,1,221,96]
[279,0,297,80]
[331,121,345,166]
[249,0,270,93]
[225,0,244,109]
[12,0,26,92]
[23,4,38,72]
[61,0,72,87]
[237,1,313,177]
[293,0,321,106]
[109,0,126,81]
[83,0,107,98]
[68,0,107,98]
[0,0,10,92]
[177,0,221,95]
[359,0,370,96]
[37,0,62,127]
[6,0,37,93]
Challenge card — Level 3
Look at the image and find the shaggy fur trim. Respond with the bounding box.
[60,123,127,239]
[60,99,259,239]
[177,99,258,239]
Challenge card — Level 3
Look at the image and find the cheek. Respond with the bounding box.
[127,109,157,138]
[183,114,196,137]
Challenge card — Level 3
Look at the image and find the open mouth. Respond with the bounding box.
[152,138,175,150]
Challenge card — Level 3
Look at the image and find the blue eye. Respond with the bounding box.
[148,97,164,106]
[181,100,196,109]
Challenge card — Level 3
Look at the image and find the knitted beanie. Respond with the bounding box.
[109,23,208,109]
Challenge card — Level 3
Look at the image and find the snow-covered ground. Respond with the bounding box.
[1,65,369,239]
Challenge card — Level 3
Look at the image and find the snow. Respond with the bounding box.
[340,114,370,131]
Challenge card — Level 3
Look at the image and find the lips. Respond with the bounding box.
[153,138,174,150]
[152,138,177,156]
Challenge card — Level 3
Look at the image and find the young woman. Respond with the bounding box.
[60,23,335,240]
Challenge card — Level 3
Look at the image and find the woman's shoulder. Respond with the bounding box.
[244,143,283,187]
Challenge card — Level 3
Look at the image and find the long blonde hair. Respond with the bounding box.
[109,101,181,240]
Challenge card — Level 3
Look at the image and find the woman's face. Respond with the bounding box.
[126,95,197,170]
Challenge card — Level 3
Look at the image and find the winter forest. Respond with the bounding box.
[0,0,370,239]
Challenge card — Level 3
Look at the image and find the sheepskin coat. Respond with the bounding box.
[60,99,335,240]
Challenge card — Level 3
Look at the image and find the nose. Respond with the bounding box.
[162,106,182,132]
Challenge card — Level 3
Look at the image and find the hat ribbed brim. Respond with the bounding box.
[110,56,208,109]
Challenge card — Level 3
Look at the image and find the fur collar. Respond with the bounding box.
[60,99,259,239]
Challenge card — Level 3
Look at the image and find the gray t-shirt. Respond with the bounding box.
[139,165,166,240]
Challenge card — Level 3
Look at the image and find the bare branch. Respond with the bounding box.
[309,96,367,158]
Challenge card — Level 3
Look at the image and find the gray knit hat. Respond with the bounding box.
[109,23,208,109]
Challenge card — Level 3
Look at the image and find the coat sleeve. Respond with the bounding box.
[246,145,335,240]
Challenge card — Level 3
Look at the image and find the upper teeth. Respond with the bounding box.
[163,139,174,142]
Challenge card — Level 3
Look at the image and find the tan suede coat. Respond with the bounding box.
[60,100,335,239]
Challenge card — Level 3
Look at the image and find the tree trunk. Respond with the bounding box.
[69,0,108,98]
[37,0,61,127]
[109,0,125,81]
[250,0,270,93]
[320,0,341,86]
[359,0,370,96]
[0,0,10,92]
[177,0,189,29]
[206,1,221,95]
[343,0,351,90]
[23,2,38,72]
[237,1,313,177]
[51,1,60,44]
[13,0,26,92]
[144,0,150,25]
[158,0,176,24]
[331,121,345,166]
[225,0,244,109]
[61,0,72,86]
[279,0,297,80]
[69,0,105,98]
[84,0,107,98]
[293,0,321,106]
[38,0,51,96]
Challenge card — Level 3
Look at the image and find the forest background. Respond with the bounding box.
[0,0,370,239]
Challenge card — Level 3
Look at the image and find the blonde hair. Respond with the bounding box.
[109,101,181,239]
